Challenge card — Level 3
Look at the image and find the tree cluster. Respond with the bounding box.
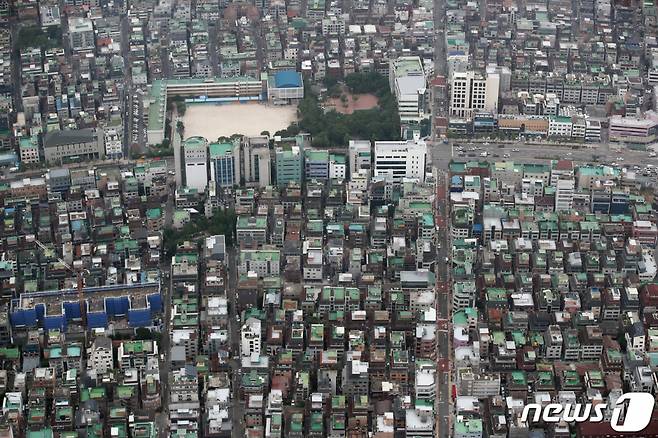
[286,72,401,148]
[163,208,236,257]
[17,26,62,50]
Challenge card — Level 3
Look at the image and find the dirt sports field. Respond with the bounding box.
[325,93,379,114]
[183,102,298,138]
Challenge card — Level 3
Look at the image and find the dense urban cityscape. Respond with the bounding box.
[1,0,658,437]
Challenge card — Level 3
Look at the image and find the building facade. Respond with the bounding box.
[449,71,500,119]
[183,136,208,191]
[373,140,427,183]
[43,128,104,163]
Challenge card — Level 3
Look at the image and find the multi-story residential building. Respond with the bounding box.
[348,140,371,178]
[117,340,158,370]
[88,337,114,375]
[555,177,575,212]
[241,317,262,357]
[68,17,95,52]
[19,136,39,163]
[239,249,281,276]
[275,145,303,186]
[103,127,123,158]
[304,149,329,180]
[236,216,268,245]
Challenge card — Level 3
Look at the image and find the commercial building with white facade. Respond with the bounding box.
[373,139,427,183]
[548,116,573,138]
[608,115,658,143]
[389,56,428,123]
[183,136,208,191]
[449,71,500,119]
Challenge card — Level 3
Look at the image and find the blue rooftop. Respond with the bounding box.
[274,71,302,88]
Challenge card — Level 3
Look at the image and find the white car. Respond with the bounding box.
[512,148,520,152]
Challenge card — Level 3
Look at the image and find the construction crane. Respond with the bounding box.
[33,238,89,331]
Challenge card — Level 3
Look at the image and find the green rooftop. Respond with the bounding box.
[237,215,267,229]
[455,419,482,434]
[209,142,235,158]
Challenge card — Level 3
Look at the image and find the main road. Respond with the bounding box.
[432,139,658,171]
[434,168,451,438]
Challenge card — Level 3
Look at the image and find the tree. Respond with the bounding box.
[135,327,153,339]
[420,118,431,137]
[260,130,270,137]
[18,26,62,50]
[175,101,187,116]
[323,76,338,87]
[281,73,401,146]
[327,84,341,98]
[162,208,237,257]
[344,72,389,95]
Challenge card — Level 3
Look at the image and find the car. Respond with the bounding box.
[512,148,520,152]
[444,257,449,262]
[650,152,657,158]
